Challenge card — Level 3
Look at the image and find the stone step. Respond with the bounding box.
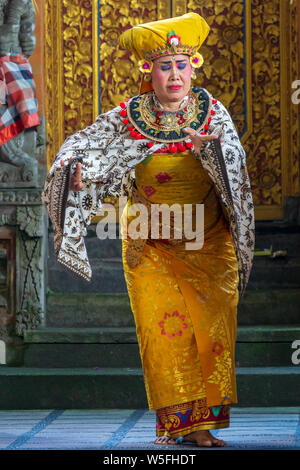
[47,226,300,293]
[22,326,300,368]
[46,289,300,327]
[47,257,127,294]
[254,224,300,254]
[237,288,300,326]
[47,254,300,293]
[0,364,299,409]
[46,293,133,328]
[49,223,300,257]
[236,325,300,368]
[247,256,300,289]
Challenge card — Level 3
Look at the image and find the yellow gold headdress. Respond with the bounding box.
[119,12,210,93]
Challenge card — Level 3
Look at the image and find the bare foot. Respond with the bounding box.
[154,436,177,445]
[183,430,226,447]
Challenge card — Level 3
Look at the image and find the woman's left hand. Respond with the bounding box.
[183,128,224,155]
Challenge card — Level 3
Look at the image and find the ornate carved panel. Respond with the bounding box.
[185,0,299,220]
[45,0,94,168]
[0,190,46,340]
[45,0,299,220]
[45,0,171,166]
[96,0,171,115]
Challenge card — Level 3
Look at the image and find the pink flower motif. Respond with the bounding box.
[142,185,156,198]
[158,310,188,339]
[212,342,224,355]
[155,172,172,184]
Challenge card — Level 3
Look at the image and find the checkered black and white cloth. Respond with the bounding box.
[0,53,40,145]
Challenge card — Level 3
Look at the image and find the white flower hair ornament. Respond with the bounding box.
[190,52,204,68]
[138,59,153,74]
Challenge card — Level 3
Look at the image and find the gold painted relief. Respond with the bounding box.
[46,0,171,163]
[172,0,187,17]
[246,1,282,210]
[184,0,299,219]
[62,0,94,137]
[288,0,300,198]
[94,0,171,211]
[98,0,171,114]
[45,0,94,167]
[187,0,246,135]
[45,0,62,168]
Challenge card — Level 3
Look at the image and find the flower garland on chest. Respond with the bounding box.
[119,87,217,154]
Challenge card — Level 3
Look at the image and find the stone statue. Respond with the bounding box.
[0,1,46,366]
[0,0,40,187]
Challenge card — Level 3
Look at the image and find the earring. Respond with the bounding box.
[144,74,152,82]
[191,70,197,79]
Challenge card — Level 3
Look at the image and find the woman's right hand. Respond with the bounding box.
[183,128,224,155]
[61,157,83,191]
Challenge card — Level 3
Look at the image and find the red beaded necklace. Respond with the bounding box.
[119,97,218,153]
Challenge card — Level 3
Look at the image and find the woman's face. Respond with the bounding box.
[151,54,192,106]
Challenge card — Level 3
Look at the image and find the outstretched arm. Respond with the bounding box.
[42,106,161,280]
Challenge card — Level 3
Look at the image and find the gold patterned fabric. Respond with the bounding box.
[121,151,239,416]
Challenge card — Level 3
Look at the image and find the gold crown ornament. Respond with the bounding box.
[119,12,210,93]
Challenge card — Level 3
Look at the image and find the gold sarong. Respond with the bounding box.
[121,151,239,412]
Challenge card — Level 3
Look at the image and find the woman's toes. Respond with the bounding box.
[212,437,226,447]
[154,436,176,445]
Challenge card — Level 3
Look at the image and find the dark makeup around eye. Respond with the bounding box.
[158,59,188,70]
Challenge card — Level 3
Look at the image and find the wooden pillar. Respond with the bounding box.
[31,0,46,117]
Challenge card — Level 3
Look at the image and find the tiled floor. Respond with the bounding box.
[1,408,299,450]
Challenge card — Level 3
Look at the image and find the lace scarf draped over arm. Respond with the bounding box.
[196,92,255,296]
[41,106,161,280]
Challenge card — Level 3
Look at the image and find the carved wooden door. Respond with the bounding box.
[45,0,299,221]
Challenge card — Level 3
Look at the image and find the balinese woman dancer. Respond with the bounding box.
[42,12,255,447]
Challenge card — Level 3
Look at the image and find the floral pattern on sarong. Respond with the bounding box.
[158,310,188,339]
[156,398,230,437]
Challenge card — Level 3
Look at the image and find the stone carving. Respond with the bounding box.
[14,213,44,335]
[0,189,42,204]
[0,0,39,187]
[0,198,45,339]
[17,205,44,237]
[0,207,16,225]
[15,300,42,336]
[0,1,45,365]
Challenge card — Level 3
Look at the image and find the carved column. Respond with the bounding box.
[0,0,47,366]
[0,190,47,365]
